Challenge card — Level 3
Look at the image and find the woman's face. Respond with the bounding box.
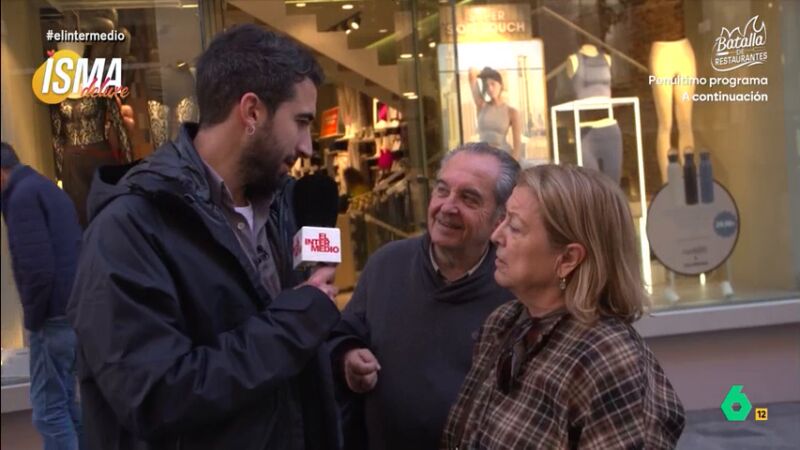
[485,78,503,101]
[492,186,562,296]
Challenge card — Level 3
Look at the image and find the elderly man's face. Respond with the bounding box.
[427,152,501,254]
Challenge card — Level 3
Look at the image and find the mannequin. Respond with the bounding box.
[564,44,622,184]
[644,0,696,182]
[468,66,521,160]
[49,11,132,227]
[114,27,137,133]
[566,44,612,98]
[144,51,199,147]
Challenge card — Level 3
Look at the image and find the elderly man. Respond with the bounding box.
[329,143,520,450]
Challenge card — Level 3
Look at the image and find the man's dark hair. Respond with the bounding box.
[1,142,20,169]
[195,24,324,126]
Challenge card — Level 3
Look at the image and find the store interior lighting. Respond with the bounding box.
[330,12,361,34]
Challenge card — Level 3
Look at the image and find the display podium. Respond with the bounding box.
[550,97,652,291]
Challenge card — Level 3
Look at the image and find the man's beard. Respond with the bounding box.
[239,124,290,198]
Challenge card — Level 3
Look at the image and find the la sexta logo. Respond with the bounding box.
[711,15,768,72]
[720,385,768,422]
[32,49,130,104]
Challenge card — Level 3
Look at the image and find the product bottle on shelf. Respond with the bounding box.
[699,151,714,204]
[683,151,698,205]
[666,149,684,207]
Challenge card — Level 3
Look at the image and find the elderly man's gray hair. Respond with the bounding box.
[437,142,521,217]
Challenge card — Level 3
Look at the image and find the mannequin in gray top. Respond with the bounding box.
[566,45,623,184]
[568,45,612,99]
[468,67,521,160]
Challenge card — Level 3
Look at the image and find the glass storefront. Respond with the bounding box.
[1,0,204,386]
[2,0,799,387]
[226,0,799,312]
[430,0,800,312]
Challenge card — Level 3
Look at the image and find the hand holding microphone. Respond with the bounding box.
[292,172,342,301]
[298,265,338,302]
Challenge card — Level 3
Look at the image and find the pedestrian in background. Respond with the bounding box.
[1,141,83,450]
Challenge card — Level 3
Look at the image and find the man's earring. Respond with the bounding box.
[559,277,567,291]
[246,124,255,136]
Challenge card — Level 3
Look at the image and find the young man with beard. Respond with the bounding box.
[66,25,341,450]
[328,143,520,450]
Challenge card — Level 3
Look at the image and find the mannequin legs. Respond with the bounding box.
[650,38,697,182]
[651,80,674,183]
[581,121,623,184]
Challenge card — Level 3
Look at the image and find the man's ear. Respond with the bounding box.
[238,92,266,128]
[556,243,586,279]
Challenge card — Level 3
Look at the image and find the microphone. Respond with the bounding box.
[293,171,339,228]
[291,172,342,269]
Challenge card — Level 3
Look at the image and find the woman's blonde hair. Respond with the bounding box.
[517,165,646,324]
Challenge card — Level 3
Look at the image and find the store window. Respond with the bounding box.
[1,0,204,386]
[223,1,798,311]
[436,0,800,311]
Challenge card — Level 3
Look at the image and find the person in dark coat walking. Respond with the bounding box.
[1,142,83,449]
[66,25,341,450]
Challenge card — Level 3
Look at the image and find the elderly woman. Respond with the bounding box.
[441,165,685,449]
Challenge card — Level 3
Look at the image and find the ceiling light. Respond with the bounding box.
[428,41,436,48]
[345,28,352,34]
[402,92,416,97]
[418,53,423,58]
[400,53,412,59]
[342,3,354,10]
[350,17,360,30]
[379,28,388,33]
[296,2,306,7]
